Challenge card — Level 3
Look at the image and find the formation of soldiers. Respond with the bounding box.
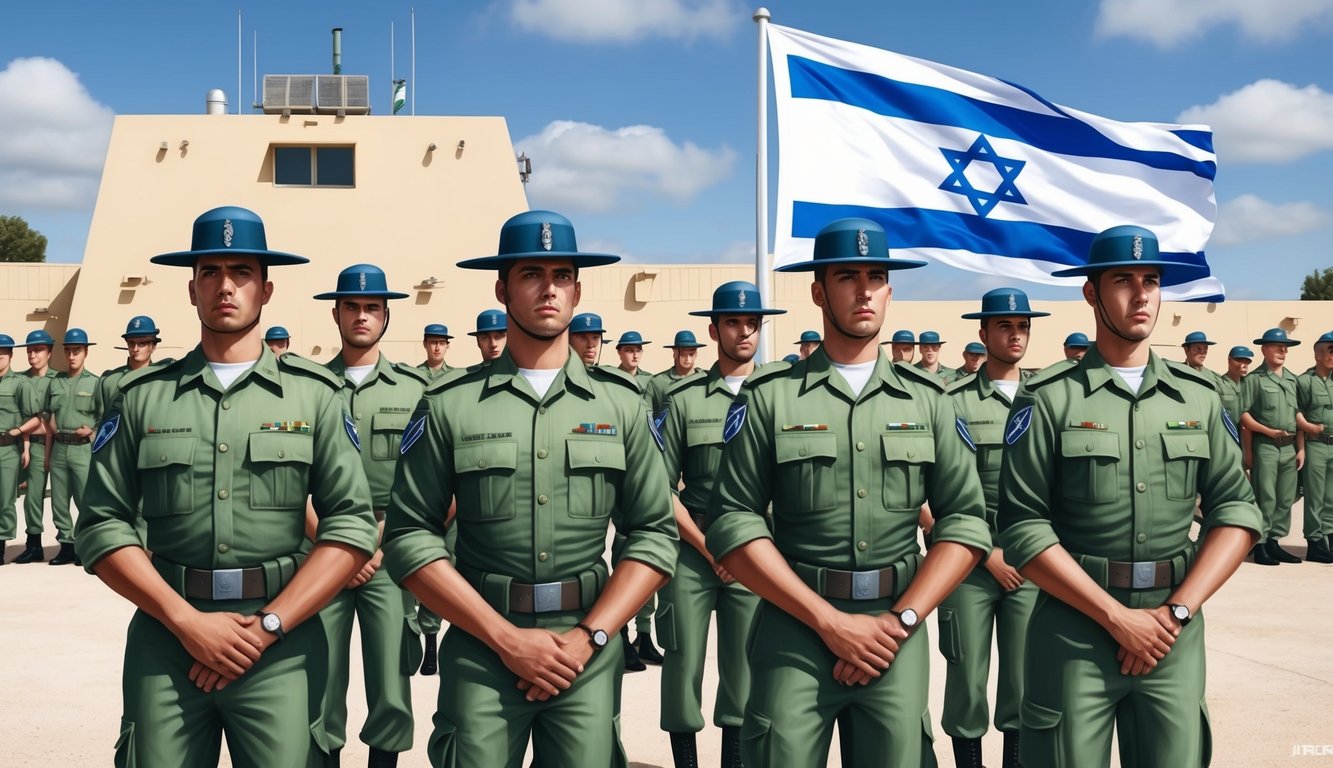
[0,203,1316,768]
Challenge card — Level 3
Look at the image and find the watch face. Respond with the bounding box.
[592,629,609,647]
[1172,605,1189,621]
[899,609,919,628]
[262,613,281,633]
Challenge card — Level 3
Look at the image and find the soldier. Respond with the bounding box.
[468,308,507,362]
[998,225,1260,767]
[953,341,986,380]
[418,324,454,381]
[1179,331,1221,385]
[1241,328,1304,565]
[1216,346,1252,428]
[1062,332,1090,361]
[98,316,166,415]
[795,330,822,360]
[613,331,655,389]
[0,334,37,565]
[383,209,677,766]
[74,205,378,767]
[886,329,916,363]
[43,328,101,565]
[570,312,609,366]
[659,280,783,768]
[915,331,951,380]
[12,329,57,564]
[707,218,990,767]
[942,288,1049,768]
[265,326,292,357]
[1297,331,1333,563]
[646,330,707,415]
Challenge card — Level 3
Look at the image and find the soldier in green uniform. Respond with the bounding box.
[44,327,101,565]
[75,205,379,768]
[953,341,986,381]
[914,331,952,381]
[658,280,784,768]
[646,331,707,416]
[612,331,656,388]
[1179,332,1223,386]
[1061,332,1090,362]
[998,225,1261,768]
[1216,346,1251,429]
[1241,327,1304,565]
[570,312,608,366]
[1297,331,1333,563]
[939,288,1048,768]
[265,326,292,357]
[418,324,454,381]
[98,316,168,549]
[383,209,677,767]
[887,329,916,363]
[0,334,37,565]
[12,329,58,564]
[312,264,429,767]
[468,309,507,363]
[795,330,822,360]
[707,218,991,767]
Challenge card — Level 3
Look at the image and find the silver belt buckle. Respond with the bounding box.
[1130,561,1156,590]
[532,581,563,613]
[212,568,244,600]
[850,570,878,600]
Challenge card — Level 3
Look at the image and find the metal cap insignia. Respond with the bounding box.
[856,229,869,257]
[1132,235,1143,259]
[1008,293,1017,311]
[540,222,553,251]
[222,219,234,248]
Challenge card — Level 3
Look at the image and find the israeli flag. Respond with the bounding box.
[768,24,1224,301]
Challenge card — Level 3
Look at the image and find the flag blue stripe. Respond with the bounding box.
[788,56,1217,180]
[1170,129,1214,153]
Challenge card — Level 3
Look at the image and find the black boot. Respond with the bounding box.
[14,533,44,564]
[49,542,78,566]
[1250,543,1278,566]
[325,747,341,767]
[634,632,665,665]
[367,747,398,768]
[1267,538,1301,564]
[721,725,743,768]
[1307,537,1333,563]
[419,632,438,675]
[621,626,645,672]
[951,736,984,768]
[1002,729,1022,768]
[0,541,7,565]
[669,731,699,768]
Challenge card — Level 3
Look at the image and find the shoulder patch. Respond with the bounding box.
[91,412,121,453]
[279,353,343,389]
[1221,409,1240,445]
[647,408,666,451]
[400,404,428,455]
[894,362,946,392]
[723,400,748,443]
[1005,405,1034,446]
[344,412,361,450]
[955,417,977,452]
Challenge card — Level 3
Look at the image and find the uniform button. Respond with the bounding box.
[537,449,548,459]
[218,544,229,553]
[1188,444,1195,453]
[798,447,807,456]
[595,455,602,463]
[218,489,229,500]
[1086,443,1094,452]
[1136,533,1147,543]
[1135,482,1146,493]
[1135,439,1144,449]
[278,450,286,459]
[159,454,168,462]
[539,407,547,415]
[218,443,228,453]
[856,441,865,451]
[857,488,867,498]
[222,401,231,410]
[538,494,549,505]
[478,459,487,468]
[857,540,868,551]
[538,551,549,562]
[907,450,916,459]
[356,412,363,421]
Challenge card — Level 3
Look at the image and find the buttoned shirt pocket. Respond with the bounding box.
[566,437,626,519]
[370,412,412,461]
[970,424,1005,474]
[454,440,518,522]
[1059,430,1120,503]
[684,425,724,484]
[0,391,19,424]
[881,433,935,510]
[771,432,837,513]
[1257,376,1291,422]
[75,389,97,416]
[137,435,196,516]
[1161,432,1210,501]
[248,432,313,510]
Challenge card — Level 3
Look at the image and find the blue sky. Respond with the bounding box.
[2,0,1332,299]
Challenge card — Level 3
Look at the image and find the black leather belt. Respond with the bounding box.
[0,433,19,447]
[1106,559,1173,590]
[1310,432,1333,445]
[509,578,582,613]
[1259,434,1296,447]
[54,433,90,445]
[28,435,44,444]
[183,566,268,600]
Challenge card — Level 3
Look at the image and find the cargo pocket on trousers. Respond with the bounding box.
[429,717,459,768]
[936,607,962,664]
[741,713,773,766]
[1200,699,1213,766]
[656,602,678,652]
[401,617,424,676]
[113,717,136,768]
[1020,699,1063,759]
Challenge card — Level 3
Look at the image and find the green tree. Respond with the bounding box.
[1301,267,1333,300]
[0,215,48,263]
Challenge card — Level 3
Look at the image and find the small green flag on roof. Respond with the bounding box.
[392,79,406,115]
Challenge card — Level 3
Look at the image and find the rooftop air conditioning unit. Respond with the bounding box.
[262,75,316,114]
[316,75,371,115]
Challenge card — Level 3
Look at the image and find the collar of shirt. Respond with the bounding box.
[327,351,397,390]
[179,344,282,395]
[483,347,595,402]
[802,345,911,401]
[704,362,740,398]
[1080,346,1186,402]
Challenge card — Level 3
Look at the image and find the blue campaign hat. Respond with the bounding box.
[121,315,162,340]
[774,218,927,273]
[422,323,454,340]
[665,330,707,349]
[794,330,821,344]
[917,331,945,345]
[615,331,650,348]
[960,287,1051,320]
[963,342,987,355]
[457,210,620,270]
[1227,345,1254,360]
[151,206,309,267]
[1181,331,1216,347]
[314,264,410,300]
[1051,225,1198,279]
[890,329,916,345]
[468,309,508,336]
[63,328,95,347]
[1253,328,1300,347]
[687,280,786,318]
[570,312,607,336]
[1063,332,1091,348]
[264,326,291,342]
[1318,331,1333,345]
[0,334,14,348]
[19,329,55,348]
[782,353,801,363]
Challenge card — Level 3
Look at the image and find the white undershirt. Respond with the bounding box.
[830,359,877,397]
[723,374,747,395]
[1109,364,1148,395]
[208,359,258,390]
[519,367,561,399]
[344,364,374,386]
[993,379,1021,401]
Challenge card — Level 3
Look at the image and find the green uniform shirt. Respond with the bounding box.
[97,360,176,420]
[46,368,100,432]
[947,369,1032,528]
[384,350,678,587]
[328,353,428,508]
[646,368,703,414]
[1297,367,1333,430]
[601,366,655,396]
[417,362,451,382]
[1241,363,1299,431]
[1215,374,1244,427]
[660,365,736,513]
[0,370,34,431]
[706,348,991,569]
[913,360,953,383]
[23,368,57,418]
[997,348,1261,577]
[76,346,378,570]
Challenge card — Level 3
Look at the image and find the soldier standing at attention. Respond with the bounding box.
[97,316,165,417]
[264,326,291,357]
[0,334,36,565]
[998,225,1260,767]
[1179,332,1222,386]
[43,328,100,566]
[383,210,677,767]
[74,205,378,767]
[1296,331,1333,563]
[418,324,454,381]
[795,330,822,360]
[887,329,916,363]
[1061,333,1090,362]
[1241,328,1304,565]
[468,309,507,362]
[954,342,986,380]
[1216,346,1251,429]
[312,264,429,767]
[613,331,656,388]
[915,331,951,381]
[939,288,1047,768]
[569,312,609,367]
[646,330,707,415]
[706,218,990,767]
[12,329,57,564]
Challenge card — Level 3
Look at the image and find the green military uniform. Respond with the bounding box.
[1215,374,1243,427]
[1241,362,1300,541]
[21,366,57,541]
[319,352,428,756]
[998,347,1260,766]
[417,362,451,382]
[1297,364,1333,544]
[76,346,379,768]
[383,349,678,767]
[608,363,659,638]
[46,367,100,545]
[706,348,990,767]
[0,367,34,546]
[913,361,953,382]
[646,367,703,415]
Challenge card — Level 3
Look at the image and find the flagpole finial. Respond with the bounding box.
[754,7,770,22]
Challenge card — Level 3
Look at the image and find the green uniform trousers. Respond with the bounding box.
[48,440,90,544]
[937,568,1037,738]
[1301,440,1333,539]
[657,543,758,732]
[319,567,416,753]
[428,615,622,768]
[0,443,21,541]
[741,600,936,768]
[1252,438,1298,539]
[117,600,329,768]
[21,439,47,536]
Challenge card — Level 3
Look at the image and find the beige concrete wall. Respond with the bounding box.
[0,263,80,359]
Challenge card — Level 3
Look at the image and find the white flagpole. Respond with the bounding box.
[754,8,773,363]
[237,10,242,115]
[390,22,396,113]
[411,7,417,115]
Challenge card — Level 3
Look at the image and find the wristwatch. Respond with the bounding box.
[891,608,920,632]
[1167,603,1192,627]
[256,611,286,641]
[576,622,609,650]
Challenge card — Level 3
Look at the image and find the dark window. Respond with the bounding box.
[315,147,355,186]
[274,147,312,185]
[272,145,354,187]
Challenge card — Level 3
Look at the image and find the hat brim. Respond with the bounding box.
[121,334,163,341]
[686,308,786,317]
[1049,259,1201,278]
[664,343,708,348]
[314,290,412,300]
[465,331,503,337]
[959,310,1053,319]
[1229,353,1254,359]
[151,248,310,266]
[1180,341,1217,347]
[615,342,651,348]
[774,256,928,273]
[424,333,456,340]
[455,252,621,270]
[1253,338,1301,347]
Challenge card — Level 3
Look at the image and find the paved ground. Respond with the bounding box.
[2,502,1330,767]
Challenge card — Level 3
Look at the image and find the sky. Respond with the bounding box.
[2,0,1333,300]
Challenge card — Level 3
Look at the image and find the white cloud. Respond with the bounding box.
[1096,0,1333,46]
[509,0,739,43]
[515,120,735,214]
[1211,194,1330,246]
[0,57,113,211]
[1178,80,1333,163]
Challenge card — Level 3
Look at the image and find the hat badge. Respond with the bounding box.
[133,318,142,329]
[737,289,747,307]
[359,271,367,290]
[540,222,553,251]
[1008,293,1018,311]
[222,219,234,248]
[1131,235,1143,260]
[585,315,593,327]
[856,229,869,257]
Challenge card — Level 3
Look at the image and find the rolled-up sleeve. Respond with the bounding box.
[383,397,454,584]
[926,392,991,554]
[706,387,775,560]
[613,399,679,575]
[75,402,144,570]
[997,391,1061,569]
[309,389,378,556]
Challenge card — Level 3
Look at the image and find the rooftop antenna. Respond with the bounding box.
[332,27,343,75]
[236,9,242,115]
[411,7,417,115]
[252,29,258,110]
[390,21,395,114]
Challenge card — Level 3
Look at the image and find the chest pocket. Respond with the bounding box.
[454,440,517,522]
[1258,377,1293,420]
[881,434,935,510]
[1161,432,1210,501]
[969,424,1005,474]
[137,435,196,516]
[775,433,838,512]
[1060,430,1121,504]
[370,412,412,461]
[75,390,97,415]
[0,392,19,422]
[566,437,626,519]
[248,432,313,510]
[684,426,724,482]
